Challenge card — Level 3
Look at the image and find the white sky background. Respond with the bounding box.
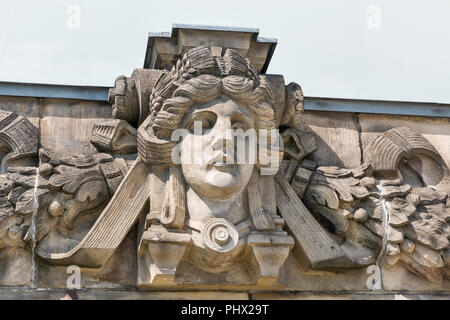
[0,0,450,103]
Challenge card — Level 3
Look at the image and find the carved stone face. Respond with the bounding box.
[180,96,255,200]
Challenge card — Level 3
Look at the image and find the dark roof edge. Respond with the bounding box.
[0,81,109,102]
[1,81,449,118]
[304,96,450,118]
[171,24,260,37]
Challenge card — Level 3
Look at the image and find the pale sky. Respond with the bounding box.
[1,0,450,103]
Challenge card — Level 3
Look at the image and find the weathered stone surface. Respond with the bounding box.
[0,96,40,128]
[0,28,449,297]
[41,99,112,155]
[296,112,362,168]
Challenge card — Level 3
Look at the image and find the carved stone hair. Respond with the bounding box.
[137,46,278,164]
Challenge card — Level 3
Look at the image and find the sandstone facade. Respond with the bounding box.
[0,25,448,299]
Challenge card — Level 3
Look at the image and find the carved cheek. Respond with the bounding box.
[180,134,196,165]
[201,129,215,147]
[199,129,219,163]
[180,133,211,170]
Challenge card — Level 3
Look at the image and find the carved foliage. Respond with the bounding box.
[296,126,449,284]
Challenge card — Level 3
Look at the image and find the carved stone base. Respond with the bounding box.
[246,232,294,286]
[137,225,190,287]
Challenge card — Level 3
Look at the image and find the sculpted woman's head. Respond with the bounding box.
[180,95,255,200]
[138,46,278,200]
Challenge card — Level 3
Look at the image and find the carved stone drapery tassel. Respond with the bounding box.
[160,166,186,230]
[247,171,275,231]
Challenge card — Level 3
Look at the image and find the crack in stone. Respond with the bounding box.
[375,181,390,290]
[30,167,39,289]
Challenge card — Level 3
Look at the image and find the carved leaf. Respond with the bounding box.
[399,253,443,285]
[49,165,103,194]
[403,204,450,250]
[58,155,96,168]
[351,163,372,178]
[332,182,354,202]
[443,249,450,266]
[348,186,370,200]
[8,166,38,176]
[306,184,339,210]
[8,186,28,205]
[0,214,23,237]
[15,189,55,214]
[409,188,448,205]
[364,219,384,237]
[62,179,109,229]
[387,225,404,243]
[0,196,15,222]
[386,198,414,227]
[361,197,383,221]
[411,244,444,269]
[380,184,412,198]
[8,173,48,188]
[317,166,352,178]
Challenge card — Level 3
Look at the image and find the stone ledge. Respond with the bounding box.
[0,288,448,300]
[252,291,450,300]
[0,289,249,300]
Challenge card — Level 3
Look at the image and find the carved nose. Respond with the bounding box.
[210,118,233,156]
[215,117,232,131]
[211,133,232,154]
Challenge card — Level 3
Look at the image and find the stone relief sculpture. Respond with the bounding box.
[0,45,448,290]
[289,126,450,285]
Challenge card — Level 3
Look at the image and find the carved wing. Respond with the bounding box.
[290,127,450,284]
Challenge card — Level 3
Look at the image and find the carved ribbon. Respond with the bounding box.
[39,157,151,268]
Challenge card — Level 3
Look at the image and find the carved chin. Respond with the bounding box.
[205,170,239,192]
[186,169,245,200]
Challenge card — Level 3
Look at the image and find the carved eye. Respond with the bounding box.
[231,121,249,131]
[230,113,252,132]
[186,112,216,134]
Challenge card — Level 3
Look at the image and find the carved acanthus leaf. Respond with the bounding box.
[49,165,103,194]
[15,188,56,215]
[403,203,450,251]
[286,126,450,284]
